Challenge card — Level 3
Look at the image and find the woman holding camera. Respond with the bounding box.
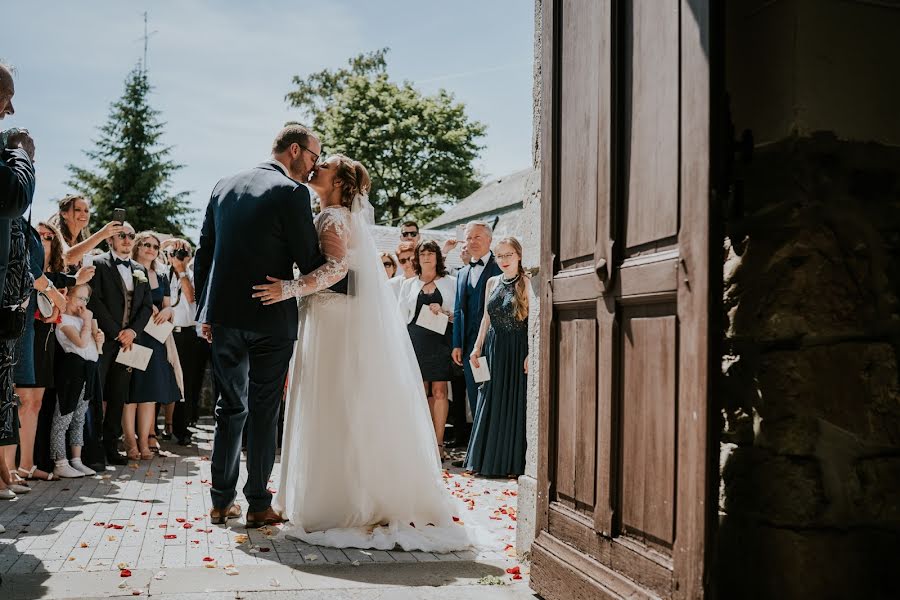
[125,232,181,459]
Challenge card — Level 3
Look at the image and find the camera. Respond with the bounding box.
[168,248,190,261]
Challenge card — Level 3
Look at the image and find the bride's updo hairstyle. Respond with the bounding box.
[331,154,371,209]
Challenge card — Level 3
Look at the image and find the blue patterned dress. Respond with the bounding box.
[129,275,180,405]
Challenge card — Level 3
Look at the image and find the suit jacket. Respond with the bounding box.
[452,254,503,350]
[398,275,457,325]
[0,148,36,299]
[193,161,326,339]
[87,252,154,345]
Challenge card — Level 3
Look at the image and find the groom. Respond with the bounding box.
[194,124,325,527]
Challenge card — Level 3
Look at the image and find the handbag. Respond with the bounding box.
[36,291,54,319]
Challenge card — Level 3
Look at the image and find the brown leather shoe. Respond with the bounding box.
[210,504,242,525]
[245,507,286,529]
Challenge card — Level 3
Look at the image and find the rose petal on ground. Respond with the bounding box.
[164,534,177,539]
[202,557,215,562]
[119,569,132,577]
[183,523,193,529]
[79,542,89,548]
[506,566,521,575]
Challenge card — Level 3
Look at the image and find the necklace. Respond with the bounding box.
[501,273,520,285]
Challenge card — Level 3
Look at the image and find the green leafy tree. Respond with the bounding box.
[67,64,193,235]
[287,49,486,225]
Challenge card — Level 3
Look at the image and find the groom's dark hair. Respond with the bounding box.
[272,124,314,154]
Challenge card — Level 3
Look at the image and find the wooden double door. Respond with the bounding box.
[531,1,717,599]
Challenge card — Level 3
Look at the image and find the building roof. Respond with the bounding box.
[425,168,538,230]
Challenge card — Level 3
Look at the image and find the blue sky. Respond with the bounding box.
[2,1,535,238]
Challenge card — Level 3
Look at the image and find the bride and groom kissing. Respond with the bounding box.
[193,125,469,551]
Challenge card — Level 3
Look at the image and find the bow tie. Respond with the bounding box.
[113,258,132,268]
[471,259,484,267]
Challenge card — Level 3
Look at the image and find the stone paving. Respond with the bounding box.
[0,421,533,599]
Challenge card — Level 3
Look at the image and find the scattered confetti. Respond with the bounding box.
[79,542,89,548]
[269,578,281,588]
[303,554,318,561]
[224,565,239,576]
[154,571,166,580]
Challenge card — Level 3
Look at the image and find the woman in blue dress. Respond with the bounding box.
[464,237,530,478]
[126,232,181,459]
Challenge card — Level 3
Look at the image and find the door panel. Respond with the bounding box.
[558,0,602,264]
[621,311,677,548]
[533,0,716,598]
[623,1,681,250]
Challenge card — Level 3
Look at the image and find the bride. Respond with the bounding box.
[252,154,470,552]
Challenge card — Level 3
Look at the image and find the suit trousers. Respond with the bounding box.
[209,326,293,513]
[172,329,210,438]
[99,342,131,456]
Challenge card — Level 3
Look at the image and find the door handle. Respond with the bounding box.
[594,240,615,292]
[595,258,608,280]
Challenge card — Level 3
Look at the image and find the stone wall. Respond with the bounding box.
[516,0,543,558]
[716,132,900,600]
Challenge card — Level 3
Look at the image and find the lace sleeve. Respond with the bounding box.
[282,208,350,298]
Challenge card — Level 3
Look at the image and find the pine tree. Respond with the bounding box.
[67,64,193,235]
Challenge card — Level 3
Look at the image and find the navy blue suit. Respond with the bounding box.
[0,147,35,299]
[453,254,502,417]
[194,161,326,513]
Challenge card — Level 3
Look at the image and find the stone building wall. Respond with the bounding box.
[715,133,900,600]
[516,0,543,558]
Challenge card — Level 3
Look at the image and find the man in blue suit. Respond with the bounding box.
[452,221,502,449]
[194,124,327,529]
[0,62,36,300]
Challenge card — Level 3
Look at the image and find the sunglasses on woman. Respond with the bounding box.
[401,231,418,238]
[40,233,55,242]
[140,242,160,251]
[382,262,393,268]
[398,257,411,265]
[116,232,136,240]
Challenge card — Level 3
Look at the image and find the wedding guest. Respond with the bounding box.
[388,241,416,298]
[51,284,104,478]
[87,222,153,466]
[0,61,35,523]
[164,238,207,446]
[399,221,420,245]
[465,237,529,477]
[12,222,92,484]
[446,240,471,449]
[399,240,456,460]
[127,231,181,459]
[380,252,397,280]
[451,221,501,453]
[48,194,124,267]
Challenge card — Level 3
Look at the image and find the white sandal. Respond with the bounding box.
[17,465,56,481]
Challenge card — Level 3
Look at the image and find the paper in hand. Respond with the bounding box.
[455,224,466,243]
[144,319,174,343]
[115,344,152,371]
[472,358,491,383]
[415,308,449,335]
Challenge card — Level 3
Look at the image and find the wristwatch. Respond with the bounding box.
[43,280,55,293]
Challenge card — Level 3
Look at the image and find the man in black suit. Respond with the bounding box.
[194,124,325,528]
[88,222,154,466]
[0,62,36,300]
[452,222,502,452]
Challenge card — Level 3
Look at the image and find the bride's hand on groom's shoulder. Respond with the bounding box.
[252,276,288,306]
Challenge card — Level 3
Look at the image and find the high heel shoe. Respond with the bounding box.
[139,448,153,461]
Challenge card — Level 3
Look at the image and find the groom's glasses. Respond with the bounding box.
[299,144,322,164]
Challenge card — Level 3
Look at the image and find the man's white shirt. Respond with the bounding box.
[469,251,493,288]
[113,252,134,292]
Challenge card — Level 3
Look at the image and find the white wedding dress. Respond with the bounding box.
[272,197,470,552]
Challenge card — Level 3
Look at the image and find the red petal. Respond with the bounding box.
[452,516,460,522]
[506,566,521,575]
[202,556,215,562]
[140,512,148,516]
[164,534,177,539]
[175,518,186,523]
[513,574,523,580]
[183,523,192,529]
[120,569,132,577]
